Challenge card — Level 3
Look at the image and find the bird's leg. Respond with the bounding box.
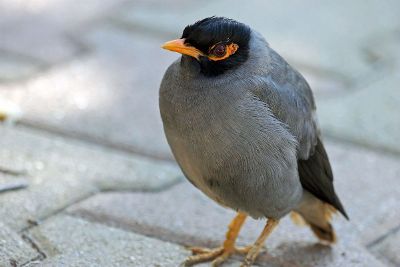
[184,212,247,267]
[240,218,279,267]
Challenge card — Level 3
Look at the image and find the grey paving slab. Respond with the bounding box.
[26,214,193,267]
[116,0,400,85]
[0,0,125,65]
[0,124,181,231]
[365,30,400,69]
[317,30,400,152]
[370,228,400,267]
[0,52,42,83]
[68,139,396,267]
[0,25,178,159]
[317,72,400,154]
[0,29,78,68]
[67,190,383,267]
[0,222,39,267]
[0,16,78,69]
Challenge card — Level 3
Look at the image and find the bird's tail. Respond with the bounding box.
[292,193,338,244]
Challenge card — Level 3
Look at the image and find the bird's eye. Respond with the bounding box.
[211,44,226,57]
[207,43,239,61]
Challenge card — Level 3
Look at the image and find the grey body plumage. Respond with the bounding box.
[160,27,347,220]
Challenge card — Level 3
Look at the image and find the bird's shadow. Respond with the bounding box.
[255,242,334,267]
[186,239,335,266]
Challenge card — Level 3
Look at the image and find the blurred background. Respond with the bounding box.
[0,0,400,266]
[1,0,400,159]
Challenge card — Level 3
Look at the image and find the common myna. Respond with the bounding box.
[159,17,348,267]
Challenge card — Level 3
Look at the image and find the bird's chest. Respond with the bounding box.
[162,82,231,134]
[162,88,233,167]
[161,87,243,190]
[161,87,262,191]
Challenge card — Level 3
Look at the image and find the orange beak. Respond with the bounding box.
[162,38,204,60]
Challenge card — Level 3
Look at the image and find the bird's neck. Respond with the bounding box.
[180,56,201,77]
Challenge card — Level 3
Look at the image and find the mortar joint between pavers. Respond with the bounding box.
[0,166,26,176]
[18,120,174,161]
[366,223,400,249]
[0,48,49,85]
[16,177,183,235]
[18,191,99,233]
[98,177,184,194]
[20,233,47,266]
[0,48,47,67]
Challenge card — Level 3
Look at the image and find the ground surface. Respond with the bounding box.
[0,1,399,266]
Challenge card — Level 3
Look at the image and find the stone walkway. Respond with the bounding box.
[1,1,400,266]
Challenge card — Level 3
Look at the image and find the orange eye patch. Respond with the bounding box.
[208,43,239,61]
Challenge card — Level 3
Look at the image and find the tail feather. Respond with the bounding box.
[290,211,307,226]
[292,192,338,244]
[309,221,336,243]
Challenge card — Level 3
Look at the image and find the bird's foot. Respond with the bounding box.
[183,245,252,267]
[190,245,252,255]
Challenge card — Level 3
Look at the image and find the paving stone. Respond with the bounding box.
[0,124,182,231]
[0,29,78,68]
[317,29,400,153]
[370,228,400,267]
[67,190,383,267]
[0,0,119,26]
[0,222,39,267]
[365,30,400,70]
[68,140,396,266]
[318,72,400,154]
[0,52,42,83]
[27,214,192,267]
[0,0,126,65]
[116,0,400,85]
[0,173,28,193]
[0,25,178,159]
[0,15,78,67]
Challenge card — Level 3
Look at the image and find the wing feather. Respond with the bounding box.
[250,48,348,219]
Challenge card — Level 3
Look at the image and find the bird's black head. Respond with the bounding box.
[162,17,251,77]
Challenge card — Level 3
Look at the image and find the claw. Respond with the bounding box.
[234,245,252,254]
[183,247,224,266]
[184,245,254,267]
[211,251,231,267]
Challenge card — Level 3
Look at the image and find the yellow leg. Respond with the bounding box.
[240,219,279,267]
[184,212,247,267]
[223,212,247,252]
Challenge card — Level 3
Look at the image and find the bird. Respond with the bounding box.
[159,17,348,267]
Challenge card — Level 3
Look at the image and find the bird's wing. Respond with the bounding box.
[250,49,348,218]
[298,138,348,218]
[250,50,318,160]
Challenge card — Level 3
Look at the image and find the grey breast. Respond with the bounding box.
[159,32,303,219]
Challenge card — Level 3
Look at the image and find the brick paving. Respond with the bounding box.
[0,0,400,266]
